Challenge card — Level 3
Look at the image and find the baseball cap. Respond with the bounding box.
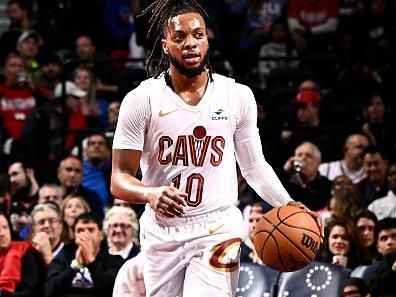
[17,30,43,46]
[293,90,320,105]
[53,81,87,98]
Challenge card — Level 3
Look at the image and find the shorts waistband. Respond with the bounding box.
[145,206,232,227]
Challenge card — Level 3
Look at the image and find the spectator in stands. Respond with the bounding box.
[0,0,32,62]
[244,0,289,65]
[319,133,369,183]
[57,156,104,219]
[363,0,392,60]
[0,52,43,156]
[341,277,371,297]
[7,161,39,239]
[45,212,123,297]
[16,30,42,80]
[73,66,109,128]
[257,21,299,89]
[367,218,396,296]
[327,187,362,222]
[278,141,332,211]
[331,175,355,195]
[38,183,64,207]
[360,93,395,158]
[103,206,140,260]
[61,195,91,240]
[104,0,134,60]
[82,133,111,207]
[354,209,379,262]
[0,211,45,297]
[357,145,389,207]
[107,100,120,130]
[240,202,266,264]
[73,35,120,99]
[368,161,396,219]
[280,89,335,161]
[36,53,63,94]
[21,81,87,183]
[30,202,65,264]
[317,175,356,225]
[287,0,339,52]
[317,219,371,270]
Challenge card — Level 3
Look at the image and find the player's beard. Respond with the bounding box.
[168,52,208,78]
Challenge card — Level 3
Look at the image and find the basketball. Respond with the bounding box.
[253,205,321,272]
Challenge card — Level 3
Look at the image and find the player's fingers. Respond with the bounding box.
[159,197,185,215]
[157,206,175,218]
[166,186,188,206]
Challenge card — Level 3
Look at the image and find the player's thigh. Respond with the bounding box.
[183,253,240,297]
[183,209,243,296]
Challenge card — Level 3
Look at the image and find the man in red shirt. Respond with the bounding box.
[0,52,46,154]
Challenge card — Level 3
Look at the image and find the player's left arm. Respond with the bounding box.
[233,85,323,234]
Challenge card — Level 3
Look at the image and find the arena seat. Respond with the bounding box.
[276,261,350,297]
[236,262,281,297]
[350,264,378,284]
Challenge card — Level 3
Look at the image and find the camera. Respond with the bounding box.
[292,160,305,172]
[15,72,28,86]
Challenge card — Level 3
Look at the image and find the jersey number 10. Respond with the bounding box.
[171,173,204,207]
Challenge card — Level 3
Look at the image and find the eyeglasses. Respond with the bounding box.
[109,223,132,230]
[35,217,60,226]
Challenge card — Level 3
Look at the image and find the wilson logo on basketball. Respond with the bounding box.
[301,233,319,254]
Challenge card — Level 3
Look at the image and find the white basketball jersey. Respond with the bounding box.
[113,73,251,217]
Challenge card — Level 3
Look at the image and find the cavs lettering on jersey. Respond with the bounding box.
[113,73,256,218]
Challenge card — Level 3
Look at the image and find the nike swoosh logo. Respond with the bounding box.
[159,109,178,117]
[208,223,224,235]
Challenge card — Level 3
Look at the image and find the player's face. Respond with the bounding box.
[328,225,350,256]
[162,12,209,78]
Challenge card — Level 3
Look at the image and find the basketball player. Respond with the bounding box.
[111,0,322,296]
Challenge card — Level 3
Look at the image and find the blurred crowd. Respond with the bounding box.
[0,0,396,296]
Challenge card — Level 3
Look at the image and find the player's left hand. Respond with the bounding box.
[287,201,324,240]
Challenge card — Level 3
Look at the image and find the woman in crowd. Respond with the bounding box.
[0,212,45,296]
[360,93,395,156]
[317,219,372,270]
[60,195,91,239]
[103,206,140,260]
[353,209,379,262]
[327,187,363,222]
[73,66,109,128]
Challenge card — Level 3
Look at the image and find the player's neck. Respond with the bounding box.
[167,68,209,106]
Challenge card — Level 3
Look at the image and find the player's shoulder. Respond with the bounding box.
[122,76,165,105]
[213,73,254,98]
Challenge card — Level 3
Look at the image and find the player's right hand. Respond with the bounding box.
[148,186,188,218]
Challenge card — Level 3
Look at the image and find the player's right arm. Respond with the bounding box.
[111,149,187,218]
[111,85,187,217]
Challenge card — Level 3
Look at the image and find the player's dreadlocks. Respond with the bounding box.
[138,0,213,81]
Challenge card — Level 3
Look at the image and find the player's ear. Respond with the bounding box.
[161,38,169,55]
